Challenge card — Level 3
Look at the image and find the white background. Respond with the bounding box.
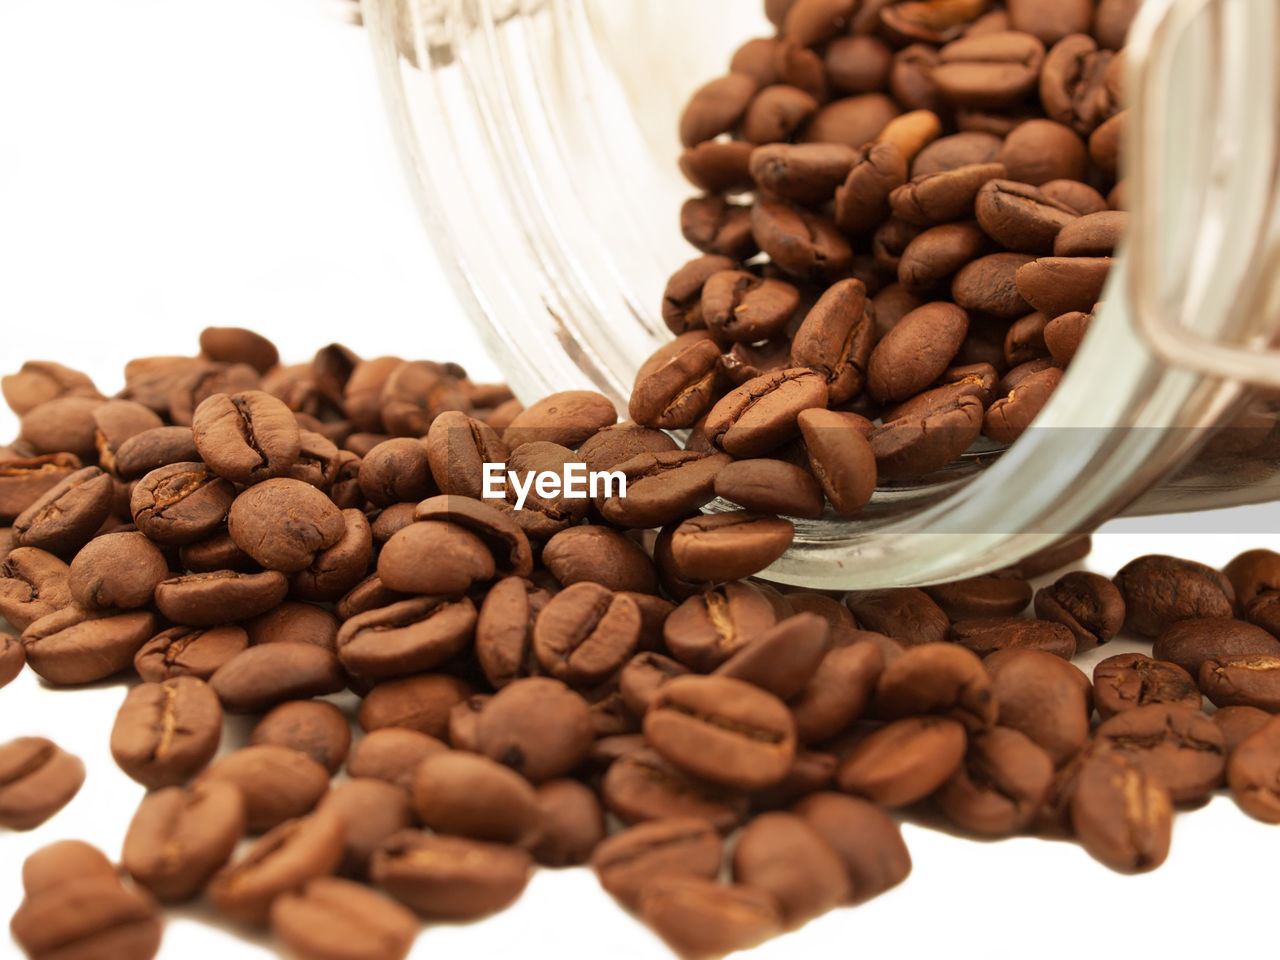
[3,2,1280,959]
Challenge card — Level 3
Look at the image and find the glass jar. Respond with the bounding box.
[363,0,1280,588]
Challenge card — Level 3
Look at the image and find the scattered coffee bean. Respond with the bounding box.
[110,676,223,788]
[1071,751,1172,872]
[371,831,532,920]
[271,876,418,960]
[197,744,331,832]
[121,781,246,901]
[250,700,352,773]
[0,736,85,830]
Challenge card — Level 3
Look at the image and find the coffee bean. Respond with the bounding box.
[129,461,235,546]
[337,596,477,682]
[846,588,950,646]
[371,830,531,920]
[269,876,417,960]
[795,408,877,516]
[110,676,223,788]
[1014,256,1113,316]
[345,728,448,792]
[473,576,548,688]
[975,179,1078,252]
[661,255,738,334]
[791,641,885,744]
[2,361,99,415]
[1199,654,1280,712]
[542,526,658,594]
[1092,653,1200,719]
[794,791,911,902]
[897,221,991,293]
[1152,617,1280,677]
[411,750,541,846]
[679,73,758,148]
[531,582,640,688]
[712,613,830,701]
[1034,570,1125,650]
[704,367,829,458]
[0,453,82,523]
[639,876,782,959]
[924,573,1032,620]
[835,715,967,806]
[666,511,794,583]
[133,625,248,682]
[679,139,755,194]
[0,546,72,630]
[629,333,722,431]
[952,252,1037,320]
[834,142,909,235]
[19,396,105,460]
[578,422,680,474]
[701,270,801,344]
[948,616,1077,659]
[1070,751,1172,872]
[873,642,996,728]
[198,744,331,832]
[210,641,345,713]
[501,390,617,450]
[22,608,156,685]
[0,633,25,688]
[985,648,1090,766]
[357,673,472,738]
[590,815,722,910]
[68,531,168,611]
[110,426,199,480]
[681,196,757,259]
[936,726,1054,835]
[731,811,849,928]
[191,390,300,484]
[378,360,469,436]
[474,676,594,782]
[11,840,162,960]
[13,466,114,555]
[1226,715,1280,822]
[250,700,351,773]
[244,601,339,650]
[122,781,246,901]
[224,478,345,574]
[198,326,278,373]
[890,162,1007,226]
[870,389,985,479]
[0,737,85,829]
[1213,705,1272,758]
[619,652,691,717]
[207,809,347,926]
[1093,703,1226,804]
[1246,591,1280,637]
[317,778,415,881]
[933,31,1046,107]
[984,365,1062,442]
[153,569,289,627]
[713,458,825,520]
[750,201,853,282]
[597,450,731,529]
[600,747,746,832]
[529,779,605,867]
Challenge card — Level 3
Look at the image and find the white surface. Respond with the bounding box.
[3,3,1280,960]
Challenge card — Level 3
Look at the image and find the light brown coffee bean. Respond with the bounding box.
[110,676,223,788]
[370,831,531,920]
[591,816,723,909]
[122,781,246,902]
[794,792,911,903]
[1071,751,1172,872]
[270,876,418,960]
[0,737,85,830]
[835,716,967,807]
[198,744,331,832]
[638,877,783,959]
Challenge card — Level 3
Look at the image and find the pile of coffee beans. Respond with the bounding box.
[4,323,1280,959]
[629,0,1141,502]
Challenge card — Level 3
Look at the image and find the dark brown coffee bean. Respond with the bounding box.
[591,816,722,909]
[790,641,885,744]
[542,526,657,594]
[198,326,278,373]
[1092,653,1200,720]
[890,162,1007,226]
[794,792,911,902]
[998,119,1088,185]
[679,72,758,148]
[1226,715,1280,822]
[1003,311,1051,366]
[874,642,996,728]
[1213,705,1272,758]
[21,608,156,685]
[337,596,476,681]
[0,546,69,632]
[596,450,731,529]
[473,576,549,688]
[788,280,875,408]
[316,778,415,881]
[350,437,432,508]
[784,592,863,647]
[242,602,337,651]
[949,616,1077,659]
[210,641,345,713]
[833,142,908,235]
[345,728,447,792]
[67,531,168,611]
[712,613,830,701]
[666,511,794,584]
[1071,751,1172,871]
[705,368,829,458]
[984,364,1063,442]
[639,876,782,959]
[772,33,828,98]
[925,573,1032,620]
[1034,570,1125,650]
[110,676,222,788]
[0,453,83,523]
[896,221,990,294]
[794,408,876,517]
[129,462,234,546]
[802,91,899,147]
[952,252,1037,320]
[378,521,495,596]
[1247,591,1280,637]
[933,30,1046,107]
[750,201,853,281]
[250,700,351,773]
[619,652,690,717]
[0,737,85,830]
[824,31,890,91]
[1223,550,1280,612]
[371,830,531,920]
[935,726,1053,835]
[1093,703,1226,804]
[198,744,331,833]
[0,633,25,688]
[11,840,162,960]
[225,478,344,573]
[522,779,605,868]
[13,466,113,556]
[110,426,198,480]
[601,747,746,832]
[713,459,825,519]
[531,582,639,688]
[578,423,679,474]
[1014,255,1112,316]
[661,255,738,335]
[664,582,778,672]
[985,648,1090,767]
[474,676,594,781]
[1152,617,1280,678]
[846,587,950,645]
[122,781,245,902]
[678,140,754,194]
[1199,654,1280,712]
[701,271,800,344]
[732,811,849,928]
[835,715,967,807]
[1008,0,1092,44]
[748,143,857,207]
[870,390,984,479]
[133,625,247,682]
[270,876,417,960]
[357,673,471,738]
[18,395,105,460]
[410,750,541,846]
[975,179,1078,252]
[629,333,722,431]
[681,195,757,260]
[207,809,346,926]
[501,390,617,451]
[1054,210,1126,257]
[191,389,300,484]
[153,569,285,628]
[422,409,507,500]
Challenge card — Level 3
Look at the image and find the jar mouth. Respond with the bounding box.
[365,0,1272,587]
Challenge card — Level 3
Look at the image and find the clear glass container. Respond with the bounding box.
[363,0,1280,588]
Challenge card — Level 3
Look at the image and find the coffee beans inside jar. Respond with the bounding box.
[5,3,1280,959]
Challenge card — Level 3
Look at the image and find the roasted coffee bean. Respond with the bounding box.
[210,641,345,713]
[998,119,1088,184]
[591,816,722,909]
[835,715,967,807]
[891,162,1007,226]
[1054,210,1126,257]
[630,333,722,431]
[750,201,853,282]
[1225,549,1280,611]
[1008,0,1092,44]
[597,450,731,529]
[245,601,339,650]
[897,221,991,293]
[1199,654,1280,712]
[371,831,532,919]
[679,72,758,148]
[3,360,99,414]
[13,466,114,555]
[712,613,830,701]
[1213,705,1272,757]
[133,625,248,682]
[531,779,606,867]
[1034,570,1125,650]
[1015,256,1112,316]
[270,876,417,960]
[846,588,950,646]
[474,676,594,782]
[290,507,373,602]
[122,781,246,902]
[198,744,331,832]
[67,531,168,611]
[112,426,200,480]
[664,581,778,672]
[932,30,1046,107]
[639,876,782,959]
[748,143,857,207]
[531,582,640,688]
[601,747,745,832]
[732,811,849,928]
[424,410,508,499]
[178,530,255,573]
[10,840,162,960]
[975,179,1078,252]
[936,726,1054,835]
[250,700,351,773]
[0,547,73,630]
[130,461,235,546]
[0,737,85,829]
[1003,311,1051,366]
[18,396,105,460]
[474,576,549,688]
[0,453,82,523]
[352,437,433,507]
[1152,617,1280,678]
[345,728,448,792]
[713,458,825,519]
[784,592,863,647]
[873,642,996,728]
[985,649,1090,767]
[701,270,800,344]
[796,408,877,516]
[924,573,1032,620]
[645,675,796,791]
[791,641,885,744]
[661,255,738,334]
[870,390,985,479]
[207,809,346,926]
[620,652,691,717]
[22,608,156,685]
[411,750,541,846]
[357,673,472,738]
[834,142,909,235]
[501,390,617,450]
[378,360,469,436]
[337,596,477,682]
[681,196,757,260]
[953,252,1037,320]
[191,389,300,484]
[1093,703,1226,804]
[492,441,592,538]
[578,422,680,474]
[666,511,794,584]
[794,792,911,903]
[318,778,415,880]
[948,616,1077,659]
[542,526,658,594]
[199,326,279,373]
[1246,591,1280,637]
[0,633,25,688]
[984,365,1062,441]
[679,140,755,194]
[1071,751,1172,872]
[226,478,345,573]
[110,676,223,788]
[704,367,828,458]
[154,569,289,627]
[1092,653,1200,719]
[788,280,875,407]
[1226,715,1280,822]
